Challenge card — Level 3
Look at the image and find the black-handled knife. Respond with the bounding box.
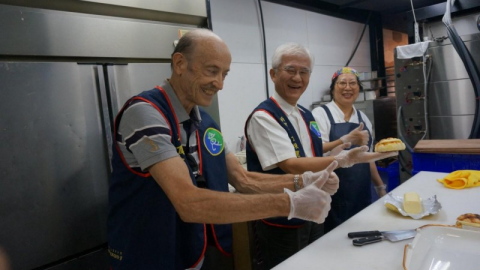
[348,230,382,239]
[352,235,383,246]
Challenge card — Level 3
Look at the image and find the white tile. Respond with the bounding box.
[210,0,264,64]
[217,63,268,150]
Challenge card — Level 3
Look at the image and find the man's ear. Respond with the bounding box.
[269,68,276,81]
[171,52,187,75]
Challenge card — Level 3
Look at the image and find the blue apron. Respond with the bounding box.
[321,105,372,233]
[108,86,232,270]
[245,97,323,227]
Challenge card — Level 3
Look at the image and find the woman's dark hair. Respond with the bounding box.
[329,75,363,101]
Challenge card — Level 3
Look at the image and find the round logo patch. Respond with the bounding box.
[310,121,322,138]
[203,128,224,156]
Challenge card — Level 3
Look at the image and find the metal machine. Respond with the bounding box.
[394,33,480,180]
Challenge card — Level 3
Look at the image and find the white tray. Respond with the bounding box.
[403,225,480,270]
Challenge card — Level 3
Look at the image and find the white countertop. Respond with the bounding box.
[273,171,480,270]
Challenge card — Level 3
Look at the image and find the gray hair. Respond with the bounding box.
[170,29,221,69]
[271,43,315,71]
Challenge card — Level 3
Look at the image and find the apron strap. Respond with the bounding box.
[321,105,335,123]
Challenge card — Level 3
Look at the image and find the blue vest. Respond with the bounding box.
[245,97,323,227]
[108,86,232,270]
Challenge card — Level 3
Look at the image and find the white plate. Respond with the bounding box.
[403,226,480,270]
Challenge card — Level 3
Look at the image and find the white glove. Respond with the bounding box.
[329,142,351,157]
[339,122,369,146]
[321,171,339,195]
[374,184,387,197]
[285,161,336,223]
[334,145,398,168]
[302,161,339,195]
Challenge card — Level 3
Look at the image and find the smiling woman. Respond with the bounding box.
[312,66,388,233]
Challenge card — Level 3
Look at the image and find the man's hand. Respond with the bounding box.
[340,122,369,146]
[285,161,337,223]
[334,146,398,168]
[302,161,339,195]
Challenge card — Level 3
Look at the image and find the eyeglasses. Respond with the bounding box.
[185,153,207,188]
[282,66,311,77]
[336,81,359,88]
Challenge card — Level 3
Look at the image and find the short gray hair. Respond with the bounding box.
[171,29,221,69]
[271,43,314,71]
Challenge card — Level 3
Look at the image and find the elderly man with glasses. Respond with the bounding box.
[245,44,397,269]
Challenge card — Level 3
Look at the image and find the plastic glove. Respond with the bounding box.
[302,161,339,195]
[334,145,398,168]
[329,142,351,157]
[285,161,336,223]
[339,122,369,145]
[374,184,387,197]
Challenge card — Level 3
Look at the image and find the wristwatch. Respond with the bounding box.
[293,174,301,191]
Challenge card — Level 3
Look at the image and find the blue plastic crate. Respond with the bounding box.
[412,153,480,175]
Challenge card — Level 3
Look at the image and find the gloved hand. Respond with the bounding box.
[285,161,336,223]
[334,145,398,168]
[339,122,369,145]
[302,161,339,195]
[329,142,351,157]
[374,184,387,197]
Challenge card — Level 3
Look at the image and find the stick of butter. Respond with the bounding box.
[403,192,422,214]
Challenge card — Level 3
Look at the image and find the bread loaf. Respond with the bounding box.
[375,138,406,152]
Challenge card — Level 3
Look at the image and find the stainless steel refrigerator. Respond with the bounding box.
[0,2,212,269]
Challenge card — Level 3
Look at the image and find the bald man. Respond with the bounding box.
[107,29,339,270]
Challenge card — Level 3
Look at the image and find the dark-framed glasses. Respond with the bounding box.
[282,65,311,77]
[336,81,359,88]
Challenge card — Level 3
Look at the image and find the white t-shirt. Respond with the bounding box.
[312,101,374,152]
[246,92,314,171]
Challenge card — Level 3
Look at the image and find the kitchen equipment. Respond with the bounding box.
[348,229,416,246]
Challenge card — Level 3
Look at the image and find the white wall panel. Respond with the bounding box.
[218,63,267,150]
[306,11,371,67]
[262,1,309,61]
[209,0,264,64]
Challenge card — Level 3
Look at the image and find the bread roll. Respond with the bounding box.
[456,213,480,228]
[375,138,406,152]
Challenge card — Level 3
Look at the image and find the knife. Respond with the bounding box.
[348,230,416,246]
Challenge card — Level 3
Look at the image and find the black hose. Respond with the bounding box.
[443,0,480,138]
[397,106,414,153]
[257,0,270,99]
[345,12,371,67]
